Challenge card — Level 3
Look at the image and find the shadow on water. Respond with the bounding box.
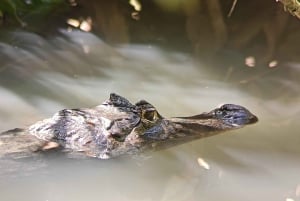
[0,31,299,201]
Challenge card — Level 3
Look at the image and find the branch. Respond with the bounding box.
[277,0,300,19]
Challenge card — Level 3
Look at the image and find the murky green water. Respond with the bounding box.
[0,31,299,201]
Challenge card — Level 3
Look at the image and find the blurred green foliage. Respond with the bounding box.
[0,0,66,26]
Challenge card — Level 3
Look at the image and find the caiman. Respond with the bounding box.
[0,93,258,159]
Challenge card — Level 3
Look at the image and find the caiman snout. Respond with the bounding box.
[212,104,258,127]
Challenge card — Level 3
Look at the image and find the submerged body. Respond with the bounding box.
[0,93,258,159]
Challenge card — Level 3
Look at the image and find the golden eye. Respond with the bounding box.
[142,110,157,122]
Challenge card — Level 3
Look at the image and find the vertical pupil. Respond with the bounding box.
[144,111,154,121]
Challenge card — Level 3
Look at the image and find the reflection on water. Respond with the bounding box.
[0,31,300,201]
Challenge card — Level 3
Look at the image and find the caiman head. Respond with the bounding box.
[105,94,258,140]
[98,94,258,157]
[136,102,258,144]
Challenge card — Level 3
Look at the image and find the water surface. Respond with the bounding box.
[0,31,299,201]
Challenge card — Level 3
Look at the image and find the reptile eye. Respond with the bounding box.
[143,110,157,121]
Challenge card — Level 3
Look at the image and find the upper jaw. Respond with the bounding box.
[209,104,258,127]
[171,104,258,128]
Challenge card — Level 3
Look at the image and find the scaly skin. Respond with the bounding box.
[0,93,258,159]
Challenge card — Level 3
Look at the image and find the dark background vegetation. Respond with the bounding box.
[0,0,299,69]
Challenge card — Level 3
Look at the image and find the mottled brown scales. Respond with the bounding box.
[0,93,258,159]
